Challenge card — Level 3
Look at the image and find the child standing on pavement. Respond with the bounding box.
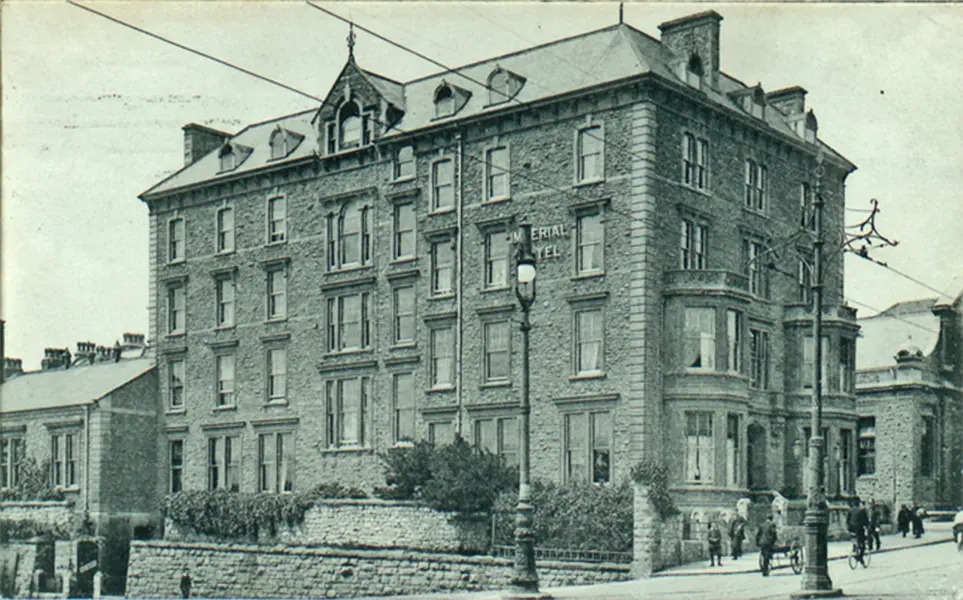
[708,522,723,567]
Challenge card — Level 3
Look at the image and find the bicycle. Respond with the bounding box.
[847,535,871,569]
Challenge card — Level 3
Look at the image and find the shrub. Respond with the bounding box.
[0,457,65,502]
[0,518,72,541]
[160,491,313,542]
[630,459,679,520]
[309,482,368,500]
[492,480,634,554]
[374,436,517,515]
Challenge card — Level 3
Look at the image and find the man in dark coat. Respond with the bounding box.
[729,513,747,560]
[897,505,911,537]
[867,500,881,551]
[707,522,723,567]
[847,499,869,564]
[756,515,778,576]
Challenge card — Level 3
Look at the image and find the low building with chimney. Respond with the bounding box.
[0,333,159,589]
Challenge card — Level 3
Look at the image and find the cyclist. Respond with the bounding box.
[846,498,869,565]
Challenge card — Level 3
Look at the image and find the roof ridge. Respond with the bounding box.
[404,22,626,85]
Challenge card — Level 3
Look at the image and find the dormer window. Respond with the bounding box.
[803,111,818,143]
[339,101,362,149]
[219,145,236,172]
[686,55,704,89]
[433,81,471,119]
[269,128,303,161]
[486,67,525,106]
[435,85,455,118]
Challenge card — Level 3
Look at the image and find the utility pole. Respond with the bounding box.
[792,153,897,600]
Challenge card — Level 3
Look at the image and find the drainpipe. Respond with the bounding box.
[455,130,465,436]
[84,403,91,514]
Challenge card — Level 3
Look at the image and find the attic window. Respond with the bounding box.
[686,55,704,89]
[269,129,290,160]
[219,145,236,172]
[339,101,362,149]
[487,68,525,106]
[435,85,455,118]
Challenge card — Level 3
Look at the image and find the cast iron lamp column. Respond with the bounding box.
[508,223,543,597]
[792,159,842,599]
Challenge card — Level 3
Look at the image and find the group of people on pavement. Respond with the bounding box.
[704,512,776,576]
[896,504,927,538]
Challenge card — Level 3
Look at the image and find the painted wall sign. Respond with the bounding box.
[510,224,570,261]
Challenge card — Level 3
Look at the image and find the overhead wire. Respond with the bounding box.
[843,297,940,334]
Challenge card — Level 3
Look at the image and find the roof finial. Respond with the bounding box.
[347,22,356,62]
[619,2,624,24]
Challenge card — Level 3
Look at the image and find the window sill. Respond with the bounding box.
[166,408,186,416]
[480,380,512,389]
[214,325,236,332]
[569,371,606,381]
[213,405,237,413]
[680,182,712,197]
[481,196,511,206]
[55,486,81,493]
[326,264,374,276]
[571,271,606,281]
[323,348,373,359]
[390,342,417,350]
[573,178,604,189]
[166,332,187,340]
[167,259,186,267]
[429,292,457,301]
[264,399,288,408]
[320,446,373,455]
[390,256,418,266]
[428,207,456,217]
[265,316,288,325]
[742,207,769,218]
[426,385,455,394]
[214,250,236,258]
[393,175,416,184]
[265,239,288,248]
[857,475,877,480]
[480,285,511,294]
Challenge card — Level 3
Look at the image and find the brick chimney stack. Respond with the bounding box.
[3,358,23,380]
[183,123,232,166]
[41,347,71,370]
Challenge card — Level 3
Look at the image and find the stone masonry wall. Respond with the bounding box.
[126,540,630,599]
[0,542,37,598]
[165,499,488,553]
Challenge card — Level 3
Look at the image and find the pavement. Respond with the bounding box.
[655,519,956,576]
[351,521,960,600]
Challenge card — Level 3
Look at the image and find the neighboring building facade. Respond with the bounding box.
[0,335,160,572]
[854,281,963,511]
[140,11,858,511]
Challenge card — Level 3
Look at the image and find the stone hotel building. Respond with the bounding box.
[140,11,859,511]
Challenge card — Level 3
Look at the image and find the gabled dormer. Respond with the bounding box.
[313,58,405,156]
[268,126,304,161]
[433,80,471,119]
[486,66,525,105]
[217,141,253,173]
[728,84,767,120]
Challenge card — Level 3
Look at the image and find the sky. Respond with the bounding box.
[2,2,961,370]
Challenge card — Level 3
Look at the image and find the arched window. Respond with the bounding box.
[339,101,361,149]
[219,145,235,171]
[269,129,287,160]
[435,85,455,118]
[488,70,510,105]
[327,199,372,270]
[686,54,704,88]
[394,146,415,180]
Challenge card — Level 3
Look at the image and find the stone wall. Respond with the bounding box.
[631,484,684,576]
[0,542,37,598]
[0,501,73,530]
[165,499,489,553]
[126,540,630,599]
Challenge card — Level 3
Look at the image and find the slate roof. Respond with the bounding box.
[142,21,853,199]
[0,358,155,413]
[856,299,941,370]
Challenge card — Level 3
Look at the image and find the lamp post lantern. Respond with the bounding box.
[508,223,544,598]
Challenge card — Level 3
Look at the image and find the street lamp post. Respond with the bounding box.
[508,223,543,598]
[793,159,842,599]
